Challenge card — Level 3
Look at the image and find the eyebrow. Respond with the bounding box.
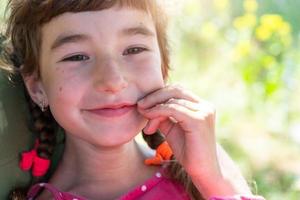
[51,33,89,51]
[50,25,155,51]
[121,25,155,37]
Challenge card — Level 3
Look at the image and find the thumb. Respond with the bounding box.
[143,117,167,135]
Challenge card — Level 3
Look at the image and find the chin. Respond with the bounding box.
[88,125,144,147]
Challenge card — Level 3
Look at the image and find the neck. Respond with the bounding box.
[49,134,157,199]
[67,136,145,181]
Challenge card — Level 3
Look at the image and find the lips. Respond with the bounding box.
[85,103,136,118]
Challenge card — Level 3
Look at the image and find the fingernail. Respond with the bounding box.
[143,127,155,135]
[143,123,150,134]
[142,128,148,134]
[143,121,157,134]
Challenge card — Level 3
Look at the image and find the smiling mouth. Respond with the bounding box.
[86,104,136,118]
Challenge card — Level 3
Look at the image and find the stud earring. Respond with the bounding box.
[39,100,47,112]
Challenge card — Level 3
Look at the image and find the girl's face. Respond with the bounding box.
[30,7,164,147]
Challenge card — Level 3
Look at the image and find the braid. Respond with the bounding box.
[25,92,58,159]
[8,89,59,200]
[142,131,165,149]
[3,35,58,174]
[142,131,205,200]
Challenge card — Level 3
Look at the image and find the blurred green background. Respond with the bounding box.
[1,0,299,199]
[166,0,300,199]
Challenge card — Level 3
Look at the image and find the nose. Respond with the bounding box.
[93,57,128,94]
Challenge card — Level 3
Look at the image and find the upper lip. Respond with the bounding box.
[87,103,136,110]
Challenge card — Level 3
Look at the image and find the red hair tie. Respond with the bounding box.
[19,149,37,171]
[19,139,51,177]
[32,156,50,177]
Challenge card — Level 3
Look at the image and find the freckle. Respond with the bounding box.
[59,87,63,92]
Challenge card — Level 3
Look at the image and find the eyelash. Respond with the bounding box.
[61,47,147,62]
[123,47,148,56]
[62,54,89,62]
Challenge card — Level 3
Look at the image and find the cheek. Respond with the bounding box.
[128,54,165,92]
[43,67,87,106]
[44,70,87,129]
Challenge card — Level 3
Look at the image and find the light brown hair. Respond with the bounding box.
[1,0,203,199]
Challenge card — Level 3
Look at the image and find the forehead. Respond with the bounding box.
[40,7,156,47]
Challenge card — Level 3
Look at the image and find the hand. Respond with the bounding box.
[137,84,252,198]
[137,84,220,179]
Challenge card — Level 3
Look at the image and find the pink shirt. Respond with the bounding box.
[27,170,265,200]
[27,170,191,200]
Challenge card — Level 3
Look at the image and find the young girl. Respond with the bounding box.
[0,0,265,199]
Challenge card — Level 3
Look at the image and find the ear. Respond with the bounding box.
[22,69,48,107]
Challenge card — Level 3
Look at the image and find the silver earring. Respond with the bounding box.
[39,100,47,112]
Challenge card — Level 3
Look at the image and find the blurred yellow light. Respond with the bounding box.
[235,40,251,57]
[260,14,284,31]
[233,14,257,30]
[255,14,292,43]
[244,0,258,13]
[278,22,292,36]
[255,25,272,41]
[214,0,229,11]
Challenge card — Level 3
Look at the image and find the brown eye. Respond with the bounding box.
[62,54,89,62]
[123,47,147,56]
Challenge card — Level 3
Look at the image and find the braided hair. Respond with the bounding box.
[1,39,59,199]
[9,100,58,200]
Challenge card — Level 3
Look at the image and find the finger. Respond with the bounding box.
[139,103,199,133]
[137,84,200,109]
[139,98,215,118]
[143,117,167,135]
[140,103,216,163]
[164,98,215,113]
